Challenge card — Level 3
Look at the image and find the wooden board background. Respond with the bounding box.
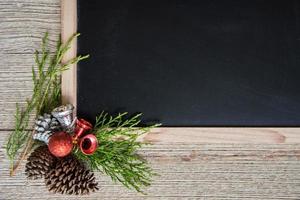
[1,0,300,199]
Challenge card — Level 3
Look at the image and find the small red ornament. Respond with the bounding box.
[73,118,93,141]
[79,134,98,155]
[48,131,73,157]
[72,118,98,155]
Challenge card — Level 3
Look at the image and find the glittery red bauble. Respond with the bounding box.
[48,131,73,157]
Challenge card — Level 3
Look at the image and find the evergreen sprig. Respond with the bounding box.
[74,112,160,193]
[5,32,89,175]
[5,32,159,193]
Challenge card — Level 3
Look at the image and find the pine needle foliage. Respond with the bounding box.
[5,32,159,193]
[74,112,160,193]
[5,32,89,174]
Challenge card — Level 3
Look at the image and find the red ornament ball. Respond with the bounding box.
[48,131,73,157]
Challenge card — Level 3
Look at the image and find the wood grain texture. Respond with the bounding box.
[0,0,60,54]
[0,0,60,129]
[1,131,300,200]
[0,0,300,199]
[61,0,77,107]
[141,128,300,144]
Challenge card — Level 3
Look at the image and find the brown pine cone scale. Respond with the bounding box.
[45,155,99,195]
[25,145,57,179]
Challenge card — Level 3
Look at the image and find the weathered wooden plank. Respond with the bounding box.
[0,131,300,200]
[0,0,60,54]
[0,53,34,128]
[0,0,60,128]
[0,43,65,130]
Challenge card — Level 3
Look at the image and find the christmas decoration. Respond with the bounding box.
[48,131,73,157]
[79,134,98,155]
[51,104,75,131]
[73,118,98,155]
[6,33,88,176]
[5,33,159,195]
[33,114,60,144]
[74,112,158,193]
[45,155,99,195]
[25,145,57,179]
[73,118,92,141]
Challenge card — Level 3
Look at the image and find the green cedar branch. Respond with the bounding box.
[74,112,160,193]
[5,32,88,176]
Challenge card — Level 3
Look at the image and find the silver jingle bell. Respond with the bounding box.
[51,104,74,130]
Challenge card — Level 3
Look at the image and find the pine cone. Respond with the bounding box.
[25,145,57,179]
[45,155,99,195]
[33,113,61,144]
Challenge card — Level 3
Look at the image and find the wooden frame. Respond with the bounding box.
[61,0,300,144]
[61,0,77,107]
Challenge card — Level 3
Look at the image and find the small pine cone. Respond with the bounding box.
[45,155,99,195]
[25,145,57,180]
[33,113,61,144]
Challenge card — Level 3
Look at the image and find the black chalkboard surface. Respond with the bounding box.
[77,0,300,126]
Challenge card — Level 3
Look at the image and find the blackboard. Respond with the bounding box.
[77,0,300,126]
